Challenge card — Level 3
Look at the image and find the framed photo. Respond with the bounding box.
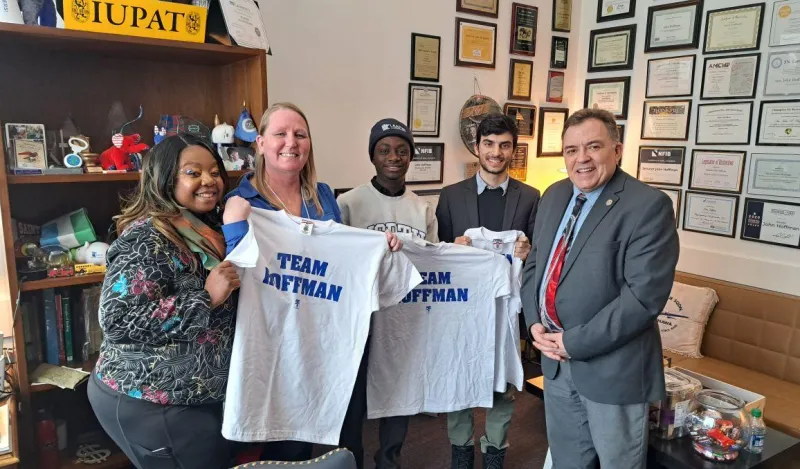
[508,58,533,100]
[641,100,692,141]
[408,142,444,185]
[552,0,572,32]
[509,143,529,181]
[584,77,630,119]
[551,36,569,69]
[704,3,765,54]
[746,153,800,198]
[700,53,760,100]
[222,146,255,171]
[764,50,800,96]
[455,17,497,69]
[510,2,537,56]
[644,0,703,53]
[410,33,441,82]
[412,188,442,213]
[654,187,682,227]
[696,102,753,145]
[597,0,636,23]
[407,83,442,137]
[757,99,800,146]
[537,107,569,157]
[637,146,686,186]
[4,123,47,172]
[689,150,746,194]
[456,0,498,18]
[741,197,800,248]
[646,55,696,98]
[547,71,565,103]
[770,0,800,46]
[504,103,537,137]
[683,191,740,238]
[588,25,636,73]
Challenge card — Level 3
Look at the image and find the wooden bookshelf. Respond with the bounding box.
[18,274,105,293]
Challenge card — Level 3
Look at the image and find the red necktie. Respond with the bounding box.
[543,193,587,331]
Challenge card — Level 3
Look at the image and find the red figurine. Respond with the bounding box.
[99,133,148,171]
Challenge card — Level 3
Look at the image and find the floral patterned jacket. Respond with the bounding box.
[95,218,236,405]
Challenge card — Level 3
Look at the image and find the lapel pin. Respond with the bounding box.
[606,199,613,206]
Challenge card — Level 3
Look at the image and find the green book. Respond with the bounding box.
[61,290,74,363]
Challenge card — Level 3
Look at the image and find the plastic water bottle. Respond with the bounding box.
[747,408,766,454]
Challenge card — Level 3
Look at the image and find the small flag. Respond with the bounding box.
[235,105,258,143]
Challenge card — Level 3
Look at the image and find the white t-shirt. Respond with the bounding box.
[367,237,511,418]
[222,208,421,445]
[464,227,524,392]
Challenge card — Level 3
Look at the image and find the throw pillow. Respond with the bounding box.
[658,282,719,358]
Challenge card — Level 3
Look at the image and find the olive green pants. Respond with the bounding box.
[446,387,515,453]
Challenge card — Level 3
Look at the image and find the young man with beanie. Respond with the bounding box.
[336,118,437,469]
[436,113,540,469]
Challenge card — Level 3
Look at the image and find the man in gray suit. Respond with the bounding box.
[521,108,679,468]
[437,113,540,469]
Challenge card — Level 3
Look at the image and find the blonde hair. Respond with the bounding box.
[254,102,323,214]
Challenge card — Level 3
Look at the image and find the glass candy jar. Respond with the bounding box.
[684,390,750,462]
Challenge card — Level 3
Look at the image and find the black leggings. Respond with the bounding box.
[88,374,232,469]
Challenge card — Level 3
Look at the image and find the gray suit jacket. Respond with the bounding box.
[436,176,540,242]
[521,169,679,405]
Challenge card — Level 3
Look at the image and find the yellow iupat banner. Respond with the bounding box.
[64,0,207,43]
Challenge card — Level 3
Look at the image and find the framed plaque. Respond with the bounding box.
[704,3,765,54]
[410,33,441,82]
[509,143,529,181]
[537,107,569,157]
[408,143,444,185]
[683,191,739,238]
[700,53,760,100]
[551,36,569,69]
[547,71,565,103]
[552,0,572,32]
[641,100,692,141]
[456,0,498,18]
[510,3,537,56]
[508,58,533,100]
[588,25,636,72]
[504,103,536,137]
[597,0,636,23]
[770,0,800,46]
[637,146,686,186]
[765,51,800,96]
[644,0,703,53]
[584,76,631,119]
[741,197,800,248]
[455,17,497,69]
[689,150,746,194]
[696,102,753,145]
[757,99,800,146]
[655,187,682,227]
[408,83,442,138]
[746,153,800,198]
[646,54,696,98]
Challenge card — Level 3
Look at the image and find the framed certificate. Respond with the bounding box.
[646,55,696,98]
[407,143,444,185]
[654,187,682,227]
[637,146,686,186]
[704,3,765,54]
[689,150,746,193]
[456,0,498,18]
[696,102,754,145]
[508,58,533,100]
[588,25,636,73]
[510,3,537,56]
[746,153,800,198]
[641,100,692,141]
[765,51,800,96]
[584,77,631,119]
[455,18,497,69]
[757,99,800,145]
[770,0,800,46]
[597,0,636,23]
[509,143,529,181]
[537,107,569,157]
[551,36,569,69]
[504,103,536,137]
[552,0,572,33]
[547,71,565,103]
[700,53,760,100]
[410,33,441,82]
[741,197,800,248]
[683,191,739,238]
[644,0,703,53]
[407,83,442,138]
[617,124,626,143]
[413,188,442,213]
